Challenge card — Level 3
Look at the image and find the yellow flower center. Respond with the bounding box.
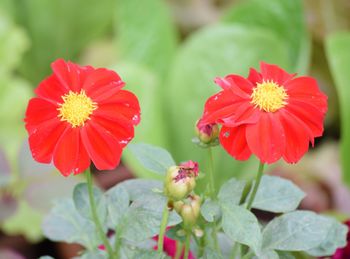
[250,80,288,112]
[57,90,97,127]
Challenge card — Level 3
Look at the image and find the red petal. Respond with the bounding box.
[51,59,87,92]
[214,76,250,98]
[221,103,260,127]
[285,99,325,137]
[81,121,122,170]
[53,127,90,176]
[285,77,328,112]
[246,112,286,163]
[92,115,134,148]
[200,90,243,125]
[279,109,312,163]
[25,98,59,134]
[28,118,67,163]
[247,68,263,85]
[34,75,68,104]
[83,68,125,101]
[260,62,295,85]
[94,90,141,125]
[226,74,254,95]
[219,125,251,160]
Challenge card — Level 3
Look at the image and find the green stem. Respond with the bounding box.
[114,227,121,259]
[242,250,254,259]
[184,231,191,259]
[246,162,265,210]
[208,148,221,254]
[174,241,184,259]
[86,170,114,258]
[157,204,170,253]
[207,148,216,198]
[229,242,240,259]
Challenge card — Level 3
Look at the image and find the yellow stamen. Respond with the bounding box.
[57,90,97,127]
[250,80,288,112]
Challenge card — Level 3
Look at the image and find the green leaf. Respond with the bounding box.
[127,143,175,174]
[306,217,347,257]
[120,193,180,242]
[248,175,305,213]
[115,0,177,77]
[201,199,221,222]
[42,199,100,249]
[262,210,337,251]
[79,250,107,259]
[201,247,223,259]
[218,178,246,206]
[117,179,163,201]
[221,203,262,253]
[254,250,279,259]
[166,24,289,189]
[132,250,169,259]
[326,32,350,187]
[106,185,129,226]
[73,183,107,224]
[276,251,295,259]
[222,0,310,73]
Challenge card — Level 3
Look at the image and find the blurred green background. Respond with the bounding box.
[0,0,350,258]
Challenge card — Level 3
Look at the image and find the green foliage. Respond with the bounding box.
[128,143,176,174]
[115,0,178,77]
[42,199,100,249]
[218,178,246,206]
[201,199,221,223]
[222,0,310,73]
[221,202,262,253]
[326,32,350,186]
[106,185,129,226]
[73,183,107,223]
[201,248,223,259]
[248,175,305,213]
[261,211,347,252]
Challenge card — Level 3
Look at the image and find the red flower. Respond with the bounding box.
[331,220,350,259]
[199,62,327,164]
[24,59,140,176]
[153,231,195,259]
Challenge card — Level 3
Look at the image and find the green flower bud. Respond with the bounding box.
[195,119,219,144]
[164,161,199,201]
[173,195,201,229]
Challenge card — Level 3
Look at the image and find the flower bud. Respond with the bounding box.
[164,161,199,201]
[173,195,201,229]
[195,119,219,144]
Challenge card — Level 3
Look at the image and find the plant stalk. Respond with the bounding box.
[246,162,265,210]
[157,203,170,253]
[86,169,114,258]
[184,231,191,259]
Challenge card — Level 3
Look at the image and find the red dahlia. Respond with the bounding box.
[199,62,327,164]
[24,59,140,176]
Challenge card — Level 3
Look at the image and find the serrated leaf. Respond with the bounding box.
[218,178,246,206]
[73,183,107,223]
[128,143,175,174]
[42,199,100,249]
[221,203,262,253]
[106,185,130,226]
[248,175,305,213]
[201,199,221,222]
[306,217,347,256]
[262,210,335,251]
